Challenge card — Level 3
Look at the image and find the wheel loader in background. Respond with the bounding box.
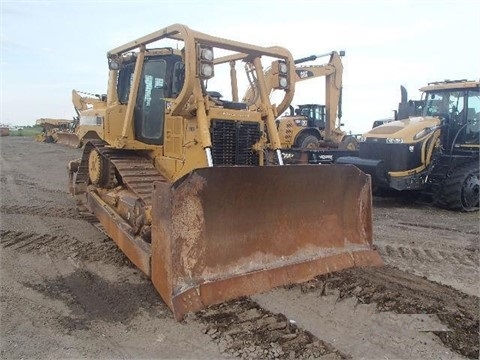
[55,90,105,147]
[338,79,480,211]
[67,23,383,320]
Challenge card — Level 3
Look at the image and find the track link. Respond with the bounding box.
[75,141,167,209]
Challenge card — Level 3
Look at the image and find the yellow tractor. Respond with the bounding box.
[338,79,480,211]
[56,90,105,148]
[68,24,383,320]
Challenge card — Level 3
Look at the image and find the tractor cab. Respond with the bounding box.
[421,85,480,148]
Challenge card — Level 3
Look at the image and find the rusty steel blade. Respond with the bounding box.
[150,164,383,320]
[56,132,81,148]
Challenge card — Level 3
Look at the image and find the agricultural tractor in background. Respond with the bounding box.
[67,24,383,320]
[338,79,480,212]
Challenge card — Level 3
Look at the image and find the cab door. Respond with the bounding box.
[134,58,167,145]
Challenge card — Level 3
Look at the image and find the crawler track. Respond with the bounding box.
[75,141,166,208]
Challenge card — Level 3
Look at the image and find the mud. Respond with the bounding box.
[1,136,479,359]
[193,297,348,359]
[286,267,479,358]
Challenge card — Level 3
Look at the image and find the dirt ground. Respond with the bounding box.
[1,136,478,360]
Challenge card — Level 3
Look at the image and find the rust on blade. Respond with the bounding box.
[56,133,81,148]
[150,164,383,319]
[87,191,151,275]
[170,249,383,320]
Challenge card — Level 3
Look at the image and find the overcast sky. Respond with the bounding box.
[1,0,479,133]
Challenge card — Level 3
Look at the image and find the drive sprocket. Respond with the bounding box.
[88,148,116,188]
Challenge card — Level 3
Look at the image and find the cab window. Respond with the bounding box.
[134,58,167,144]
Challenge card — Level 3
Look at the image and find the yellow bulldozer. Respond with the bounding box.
[55,90,105,148]
[35,118,74,143]
[68,24,383,320]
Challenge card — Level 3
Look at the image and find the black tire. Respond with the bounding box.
[339,135,359,150]
[435,162,479,212]
[295,134,319,149]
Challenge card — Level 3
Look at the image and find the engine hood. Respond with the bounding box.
[362,116,441,143]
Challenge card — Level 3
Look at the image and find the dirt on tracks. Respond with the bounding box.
[1,136,478,359]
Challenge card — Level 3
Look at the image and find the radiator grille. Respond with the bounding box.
[210,120,261,166]
[360,141,422,172]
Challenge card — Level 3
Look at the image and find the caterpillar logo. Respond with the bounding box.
[296,70,314,79]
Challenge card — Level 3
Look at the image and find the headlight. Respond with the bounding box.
[108,59,120,70]
[197,45,214,79]
[200,63,214,78]
[200,48,214,61]
[278,76,288,88]
[272,60,289,89]
[413,127,434,140]
[278,62,288,74]
[386,138,404,144]
[294,119,308,126]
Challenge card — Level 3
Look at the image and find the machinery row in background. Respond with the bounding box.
[38,68,479,212]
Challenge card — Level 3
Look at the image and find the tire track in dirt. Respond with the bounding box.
[395,221,479,235]
[379,244,478,267]
[192,297,348,359]
[20,266,167,333]
[13,176,66,194]
[285,266,479,359]
[0,204,81,220]
[19,260,349,359]
[0,229,131,267]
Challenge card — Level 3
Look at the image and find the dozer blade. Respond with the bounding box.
[151,164,383,320]
[56,132,81,148]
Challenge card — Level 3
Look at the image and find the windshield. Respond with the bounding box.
[422,87,479,145]
[423,90,464,117]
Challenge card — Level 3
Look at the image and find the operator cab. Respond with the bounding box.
[116,51,184,145]
[293,104,326,129]
[423,86,480,147]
